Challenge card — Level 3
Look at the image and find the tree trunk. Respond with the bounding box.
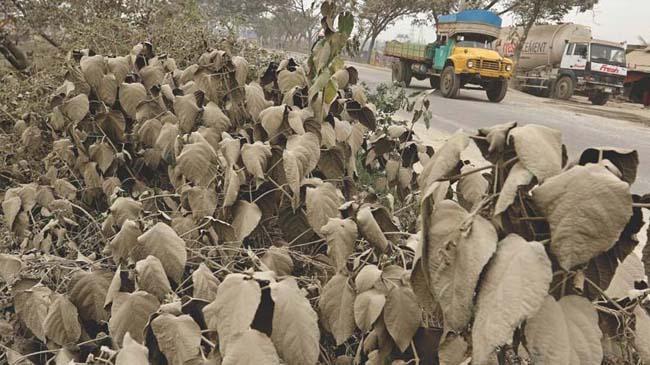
[366,34,378,64]
[0,38,30,71]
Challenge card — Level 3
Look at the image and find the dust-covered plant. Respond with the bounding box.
[1,0,650,365]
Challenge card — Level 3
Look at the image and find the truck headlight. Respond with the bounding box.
[505,64,512,72]
[467,60,474,68]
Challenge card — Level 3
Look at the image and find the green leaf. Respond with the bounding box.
[338,12,354,35]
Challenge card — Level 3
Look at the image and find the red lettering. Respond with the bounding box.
[599,64,619,73]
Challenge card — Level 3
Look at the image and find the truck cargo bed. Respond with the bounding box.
[384,41,432,63]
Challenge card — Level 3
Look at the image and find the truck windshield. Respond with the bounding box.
[590,44,626,67]
[456,41,491,49]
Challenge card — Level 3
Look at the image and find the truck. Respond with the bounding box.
[384,10,514,103]
[495,24,628,105]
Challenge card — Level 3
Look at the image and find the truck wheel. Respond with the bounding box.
[440,66,460,98]
[554,76,574,100]
[391,62,403,85]
[401,60,412,87]
[430,76,440,89]
[590,93,609,106]
[486,80,508,103]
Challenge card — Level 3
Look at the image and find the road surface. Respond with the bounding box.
[352,62,650,194]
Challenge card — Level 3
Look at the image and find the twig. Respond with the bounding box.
[584,276,627,312]
[437,164,494,182]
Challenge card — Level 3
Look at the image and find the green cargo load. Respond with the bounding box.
[384,41,433,63]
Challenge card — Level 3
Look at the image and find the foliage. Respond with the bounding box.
[1,1,650,365]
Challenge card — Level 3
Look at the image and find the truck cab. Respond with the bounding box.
[558,40,627,105]
[385,10,513,103]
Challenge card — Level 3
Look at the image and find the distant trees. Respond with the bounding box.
[199,0,319,50]
[357,0,430,62]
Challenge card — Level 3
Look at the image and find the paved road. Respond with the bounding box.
[353,62,650,193]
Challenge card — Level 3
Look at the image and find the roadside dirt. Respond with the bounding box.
[545,97,650,126]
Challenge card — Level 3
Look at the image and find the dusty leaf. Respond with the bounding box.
[151,314,202,365]
[0,254,22,282]
[14,284,52,341]
[192,263,220,302]
[176,140,219,187]
[109,291,160,345]
[509,124,562,181]
[319,273,356,345]
[242,141,272,181]
[524,296,571,365]
[417,132,468,187]
[245,83,273,122]
[457,164,488,210]
[116,332,150,365]
[109,219,142,264]
[472,234,552,365]
[222,329,281,365]
[185,185,217,219]
[68,270,112,322]
[283,132,321,206]
[493,162,533,215]
[525,295,602,365]
[135,255,172,301]
[438,335,468,365]
[2,196,21,230]
[355,264,382,293]
[383,285,421,352]
[356,206,388,253]
[321,218,358,273]
[261,246,294,276]
[579,147,639,184]
[634,306,650,364]
[109,197,142,227]
[44,294,81,346]
[605,252,645,299]
[354,288,385,332]
[270,278,320,365]
[203,273,261,354]
[427,202,498,332]
[306,182,343,235]
[119,82,147,119]
[532,164,632,270]
[136,222,187,283]
[231,200,262,241]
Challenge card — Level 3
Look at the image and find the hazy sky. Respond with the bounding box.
[380,0,650,45]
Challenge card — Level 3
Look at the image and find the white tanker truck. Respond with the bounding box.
[495,24,627,105]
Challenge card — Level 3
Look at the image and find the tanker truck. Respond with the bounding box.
[385,10,513,102]
[495,24,627,105]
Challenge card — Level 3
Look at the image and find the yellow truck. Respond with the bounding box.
[385,10,513,103]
